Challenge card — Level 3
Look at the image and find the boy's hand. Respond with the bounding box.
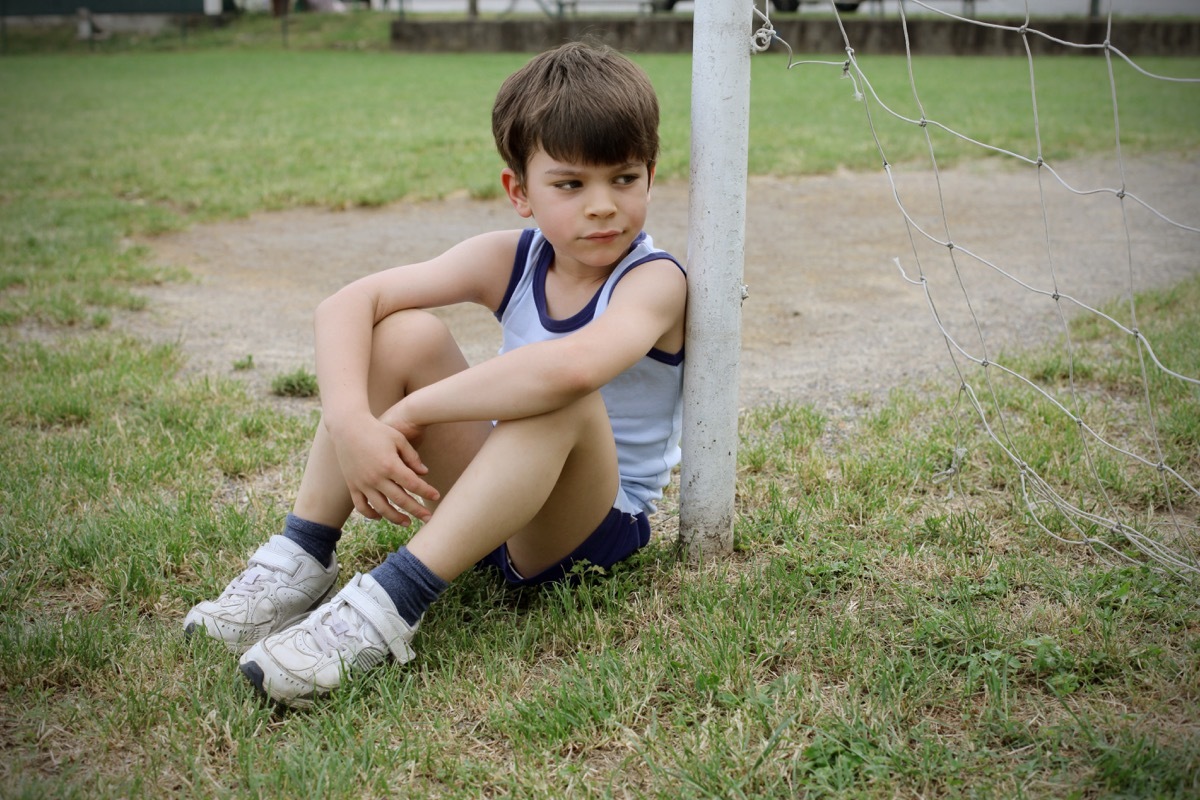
[329,414,439,526]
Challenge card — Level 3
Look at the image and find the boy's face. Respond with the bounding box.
[502,149,654,271]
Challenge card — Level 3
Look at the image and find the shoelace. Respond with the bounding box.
[224,566,279,599]
[308,599,379,655]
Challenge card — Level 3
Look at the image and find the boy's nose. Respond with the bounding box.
[584,188,617,217]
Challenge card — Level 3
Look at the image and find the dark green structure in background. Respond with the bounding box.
[1,1,207,12]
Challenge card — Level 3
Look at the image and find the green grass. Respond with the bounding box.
[2,38,1196,325]
[270,365,320,398]
[1,21,1198,799]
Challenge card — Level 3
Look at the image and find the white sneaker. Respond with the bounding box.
[238,573,417,709]
[183,536,339,655]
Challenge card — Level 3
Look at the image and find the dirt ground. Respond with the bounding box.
[130,155,1199,415]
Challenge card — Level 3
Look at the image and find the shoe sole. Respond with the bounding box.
[239,658,317,710]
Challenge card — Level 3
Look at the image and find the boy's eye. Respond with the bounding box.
[554,180,581,190]
[614,174,639,186]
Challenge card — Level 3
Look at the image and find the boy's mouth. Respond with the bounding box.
[584,230,622,243]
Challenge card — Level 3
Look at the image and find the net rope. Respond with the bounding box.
[753,0,1200,578]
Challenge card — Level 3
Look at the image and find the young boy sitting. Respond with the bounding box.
[183,40,686,708]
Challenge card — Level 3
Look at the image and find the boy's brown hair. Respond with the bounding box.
[492,40,660,185]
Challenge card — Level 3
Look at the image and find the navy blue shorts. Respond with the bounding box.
[478,506,651,587]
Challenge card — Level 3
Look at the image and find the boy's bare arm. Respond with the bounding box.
[395,259,686,429]
[311,230,520,523]
[314,230,520,425]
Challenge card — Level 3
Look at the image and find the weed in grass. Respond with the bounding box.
[913,511,993,558]
[792,715,976,797]
[494,652,645,752]
[0,609,133,694]
[270,366,319,398]
[742,402,826,453]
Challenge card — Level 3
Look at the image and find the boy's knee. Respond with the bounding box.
[373,309,454,353]
[573,389,610,422]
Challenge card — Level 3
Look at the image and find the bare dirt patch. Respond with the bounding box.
[126,156,1199,414]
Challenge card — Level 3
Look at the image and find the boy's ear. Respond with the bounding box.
[501,168,534,219]
[647,163,656,199]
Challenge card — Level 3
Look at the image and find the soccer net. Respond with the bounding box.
[751,0,1199,578]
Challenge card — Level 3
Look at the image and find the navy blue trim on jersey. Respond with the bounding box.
[606,249,685,299]
[497,229,685,348]
[527,232,652,333]
[647,346,685,365]
[495,229,537,321]
[607,247,686,363]
[533,242,600,333]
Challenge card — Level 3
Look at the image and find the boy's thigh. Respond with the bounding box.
[370,309,494,503]
[418,418,494,509]
[502,391,624,578]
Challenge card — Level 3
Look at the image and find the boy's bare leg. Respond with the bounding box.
[290,307,617,573]
[184,310,492,653]
[291,310,493,530]
[405,388,620,582]
[234,316,621,706]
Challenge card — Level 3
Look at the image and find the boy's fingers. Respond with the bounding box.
[393,435,429,475]
[357,485,404,525]
[393,501,430,525]
[389,438,439,504]
[362,477,432,526]
[352,490,382,521]
[367,488,411,526]
[397,473,440,505]
[383,481,433,523]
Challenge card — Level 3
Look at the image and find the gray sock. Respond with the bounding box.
[281,513,341,569]
[369,546,448,626]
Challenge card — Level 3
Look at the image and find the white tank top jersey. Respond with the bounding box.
[495,229,686,516]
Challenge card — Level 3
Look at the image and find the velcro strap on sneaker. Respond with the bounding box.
[248,547,300,576]
[339,583,417,664]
